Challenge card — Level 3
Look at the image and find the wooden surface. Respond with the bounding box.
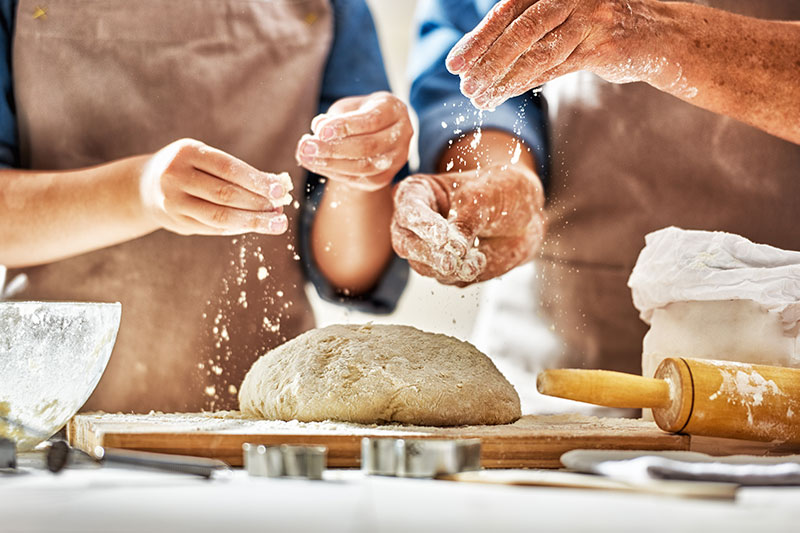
[68,412,689,468]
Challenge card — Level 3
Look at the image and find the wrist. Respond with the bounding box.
[322,176,392,198]
[615,0,692,95]
[128,153,162,234]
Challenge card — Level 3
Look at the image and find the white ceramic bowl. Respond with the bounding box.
[0,301,121,450]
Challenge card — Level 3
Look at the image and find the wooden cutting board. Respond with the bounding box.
[68,412,689,468]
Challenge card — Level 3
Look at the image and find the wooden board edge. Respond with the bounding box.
[67,428,690,469]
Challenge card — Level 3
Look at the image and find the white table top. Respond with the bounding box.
[2,462,799,533]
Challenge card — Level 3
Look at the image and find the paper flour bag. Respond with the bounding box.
[628,227,800,382]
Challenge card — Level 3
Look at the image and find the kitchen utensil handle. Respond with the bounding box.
[537,369,671,409]
[94,446,230,478]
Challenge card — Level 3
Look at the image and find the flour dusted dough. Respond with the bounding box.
[239,324,521,426]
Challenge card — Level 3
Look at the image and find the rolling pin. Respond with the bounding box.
[537,358,800,444]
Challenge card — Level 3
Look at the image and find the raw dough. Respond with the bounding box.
[239,324,521,426]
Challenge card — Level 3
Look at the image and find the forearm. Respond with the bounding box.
[641,1,800,143]
[311,181,394,294]
[437,129,536,174]
[0,155,155,267]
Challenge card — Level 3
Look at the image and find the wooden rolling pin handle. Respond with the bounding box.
[536,369,672,409]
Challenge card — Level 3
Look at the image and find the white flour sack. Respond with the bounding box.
[627,227,800,382]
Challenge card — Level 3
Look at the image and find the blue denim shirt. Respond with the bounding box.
[0,0,408,313]
[410,0,549,179]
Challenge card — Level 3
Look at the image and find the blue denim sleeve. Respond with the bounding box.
[0,0,17,167]
[299,0,409,315]
[410,0,548,179]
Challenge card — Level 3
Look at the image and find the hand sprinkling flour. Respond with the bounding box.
[139,138,291,236]
[296,91,413,192]
[444,0,800,144]
[446,0,699,109]
[391,129,545,287]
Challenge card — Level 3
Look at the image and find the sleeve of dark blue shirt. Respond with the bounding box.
[0,0,18,167]
[299,0,409,315]
[410,0,548,178]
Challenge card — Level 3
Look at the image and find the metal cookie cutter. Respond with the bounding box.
[361,438,481,478]
[242,443,327,480]
[0,438,15,469]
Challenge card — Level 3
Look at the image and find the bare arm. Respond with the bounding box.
[311,181,394,294]
[298,92,413,295]
[0,156,153,267]
[0,139,290,268]
[447,0,800,144]
[646,3,800,143]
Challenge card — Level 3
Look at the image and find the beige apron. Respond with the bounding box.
[9,0,333,412]
[539,0,800,374]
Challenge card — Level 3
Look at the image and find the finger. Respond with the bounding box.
[168,214,231,236]
[182,141,289,200]
[393,178,452,248]
[476,232,544,281]
[172,168,278,211]
[315,93,403,140]
[310,95,367,134]
[391,222,463,276]
[407,258,448,282]
[446,0,539,74]
[326,95,369,116]
[299,122,408,161]
[460,0,572,98]
[471,21,583,109]
[311,113,330,133]
[302,147,405,181]
[172,194,289,235]
[445,192,490,251]
[456,248,488,283]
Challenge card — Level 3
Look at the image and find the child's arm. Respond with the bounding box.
[297,92,413,294]
[0,138,288,267]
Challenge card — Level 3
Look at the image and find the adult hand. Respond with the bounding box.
[139,138,291,236]
[446,0,682,109]
[296,91,413,191]
[391,164,545,286]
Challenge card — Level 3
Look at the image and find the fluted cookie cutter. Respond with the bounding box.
[242,443,327,480]
[361,438,481,478]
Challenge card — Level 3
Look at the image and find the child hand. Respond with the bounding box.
[296,91,412,191]
[140,138,291,236]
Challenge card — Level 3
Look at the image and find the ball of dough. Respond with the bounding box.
[239,324,521,426]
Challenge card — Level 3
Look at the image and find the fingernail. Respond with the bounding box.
[460,262,477,280]
[269,183,285,200]
[472,94,490,110]
[440,254,456,274]
[462,78,478,96]
[320,125,336,141]
[270,215,288,233]
[302,141,318,156]
[448,55,465,72]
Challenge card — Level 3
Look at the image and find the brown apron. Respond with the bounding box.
[9,0,333,412]
[539,0,800,374]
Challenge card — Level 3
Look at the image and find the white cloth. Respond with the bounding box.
[628,227,800,331]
